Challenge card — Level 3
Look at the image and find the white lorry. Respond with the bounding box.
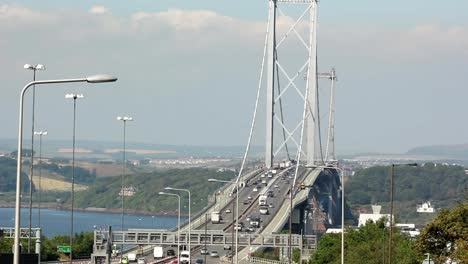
[153,246,164,259]
[127,253,137,262]
[211,211,222,224]
[180,250,190,264]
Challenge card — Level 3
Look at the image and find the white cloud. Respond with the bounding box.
[0,4,56,25]
[89,5,110,15]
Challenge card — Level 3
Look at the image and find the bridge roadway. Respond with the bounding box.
[103,166,324,263]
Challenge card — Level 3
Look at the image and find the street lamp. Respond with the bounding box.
[388,163,417,264]
[164,187,191,263]
[159,191,181,261]
[33,131,47,229]
[24,63,45,253]
[13,74,117,264]
[117,116,132,264]
[65,93,84,264]
[116,116,133,233]
[208,178,238,264]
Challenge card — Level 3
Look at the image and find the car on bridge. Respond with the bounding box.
[200,248,209,255]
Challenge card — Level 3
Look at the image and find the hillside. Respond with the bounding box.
[72,168,236,214]
[346,163,467,225]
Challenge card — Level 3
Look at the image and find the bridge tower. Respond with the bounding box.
[263,0,320,168]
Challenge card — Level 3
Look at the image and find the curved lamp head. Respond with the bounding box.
[158,192,166,195]
[164,187,174,190]
[86,74,117,83]
[24,64,46,70]
[117,116,133,121]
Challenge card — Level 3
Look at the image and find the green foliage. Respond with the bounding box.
[310,220,419,264]
[0,157,30,192]
[415,201,468,264]
[73,168,236,212]
[10,149,34,158]
[0,232,93,261]
[347,164,467,222]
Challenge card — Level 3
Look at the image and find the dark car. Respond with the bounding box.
[195,259,204,264]
[166,249,175,256]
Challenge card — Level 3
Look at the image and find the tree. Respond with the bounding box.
[415,201,468,264]
[310,219,419,264]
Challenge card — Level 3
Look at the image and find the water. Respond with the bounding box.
[0,208,183,237]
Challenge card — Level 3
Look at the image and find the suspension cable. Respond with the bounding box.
[233,8,272,188]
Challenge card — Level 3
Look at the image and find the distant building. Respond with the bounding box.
[417,201,435,213]
[358,205,392,227]
[119,186,136,197]
[396,223,420,237]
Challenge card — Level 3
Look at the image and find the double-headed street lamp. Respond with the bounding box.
[14,74,117,264]
[159,192,181,261]
[65,93,84,264]
[33,131,47,229]
[208,178,238,264]
[164,187,191,263]
[24,63,45,253]
[388,163,417,264]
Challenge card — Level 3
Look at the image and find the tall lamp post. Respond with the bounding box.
[24,63,45,253]
[116,117,133,231]
[33,131,47,229]
[388,163,417,264]
[65,93,84,264]
[208,178,238,264]
[164,187,191,263]
[159,192,181,261]
[117,116,132,263]
[13,74,117,264]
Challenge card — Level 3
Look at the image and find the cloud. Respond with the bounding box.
[89,5,110,15]
[0,4,56,25]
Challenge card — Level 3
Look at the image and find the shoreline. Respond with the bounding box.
[0,204,186,217]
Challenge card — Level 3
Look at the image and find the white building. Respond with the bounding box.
[358,205,392,227]
[417,201,435,213]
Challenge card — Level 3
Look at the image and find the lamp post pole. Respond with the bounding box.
[388,163,417,264]
[33,131,47,229]
[204,213,208,264]
[117,116,132,263]
[159,192,181,261]
[164,187,191,263]
[24,63,45,252]
[65,93,84,264]
[13,75,117,264]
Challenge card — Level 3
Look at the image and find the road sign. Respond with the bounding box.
[57,245,71,253]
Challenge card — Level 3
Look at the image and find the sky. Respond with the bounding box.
[0,0,467,155]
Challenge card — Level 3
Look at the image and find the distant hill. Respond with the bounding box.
[346,163,467,225]
[0,138,263,159]
[407,144,468,160]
